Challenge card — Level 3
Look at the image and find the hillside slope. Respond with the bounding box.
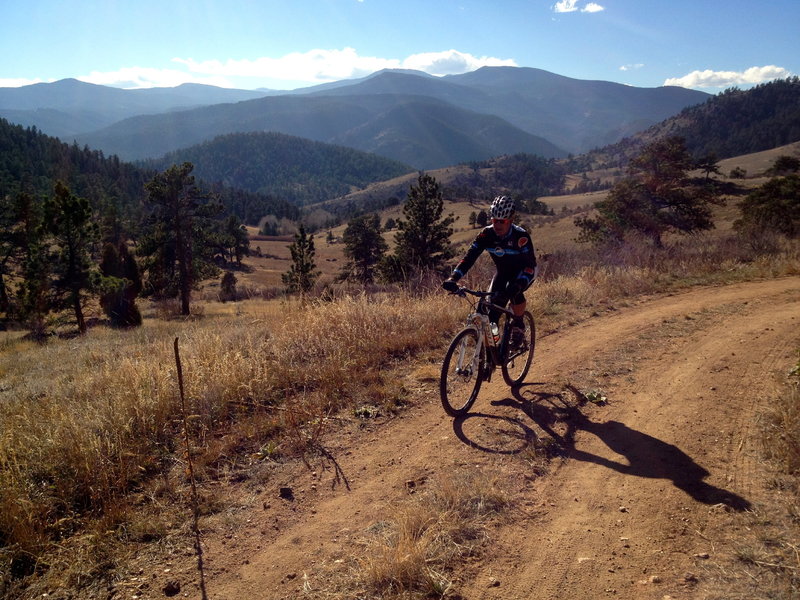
[0,79,270,137]
[112,277,799,600]
[144,131,415,205]
[572,77,800,171]
[77,93,563,168]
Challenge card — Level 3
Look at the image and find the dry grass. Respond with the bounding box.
[1,218,799,597]
[352,472,510,599]
[0,291,460,593]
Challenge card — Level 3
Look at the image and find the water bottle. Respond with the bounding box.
[490,322,499,344]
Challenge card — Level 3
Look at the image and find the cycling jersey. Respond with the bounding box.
[452,223,537,286]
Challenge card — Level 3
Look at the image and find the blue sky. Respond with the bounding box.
[1,0,797,91]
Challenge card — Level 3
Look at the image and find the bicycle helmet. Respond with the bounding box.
[489,195,515,219]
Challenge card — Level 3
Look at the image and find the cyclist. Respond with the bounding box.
[442,195,536,346]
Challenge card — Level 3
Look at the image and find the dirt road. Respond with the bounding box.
[153,277,799,600]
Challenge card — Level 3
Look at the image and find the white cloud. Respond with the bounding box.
[173,48,516,86]
[619,63,644,72]
[174,48,399,84]
[0,77,48,88]
[553,0,579,12]
[35,48,517,90]
[664,65,792,89]
[553,0,604,13]
[402,49,516,76]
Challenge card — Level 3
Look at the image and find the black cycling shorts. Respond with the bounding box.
[488,273,531,308]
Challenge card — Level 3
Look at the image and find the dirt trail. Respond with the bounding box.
[163,277,799,600]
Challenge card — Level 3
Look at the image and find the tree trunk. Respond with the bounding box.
[72,289,86,334]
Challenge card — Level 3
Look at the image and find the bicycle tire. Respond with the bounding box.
[440,327,485,417]
[501,311,535,387]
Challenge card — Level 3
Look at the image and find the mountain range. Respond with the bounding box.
[0,79,269,139]
[0,67,709,169]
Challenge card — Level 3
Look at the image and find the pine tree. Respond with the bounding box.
[220,271,238,302]
[44,181,101,334]
[99,242,143,327]
[575,137,722,247]
[390,173,454,278]
[282,225,319,295]
[736,174,800,237]
[139,163,222,315]
[15,193,50,339]
[218,214,250,266]
[0,191,32,317]
[341,213,387,284]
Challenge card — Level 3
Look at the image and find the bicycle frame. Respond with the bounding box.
[440,285,536,416]
[455,287,518,381]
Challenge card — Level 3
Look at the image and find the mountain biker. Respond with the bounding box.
[442,195,537,347]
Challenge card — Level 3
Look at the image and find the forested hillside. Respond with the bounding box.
[570,77,800,171]
[0,118,152,225]
[0,119,299,228]
[315,153,567,219]
[143,131,415,206]
[453,154,567,204]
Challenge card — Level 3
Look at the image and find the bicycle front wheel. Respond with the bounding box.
[501,311,535,387]
[440,327,485,417]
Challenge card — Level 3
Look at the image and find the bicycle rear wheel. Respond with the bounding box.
[440,327,485,417]
[501,311,535,387]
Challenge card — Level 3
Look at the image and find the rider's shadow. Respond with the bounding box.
[485,385,752,512]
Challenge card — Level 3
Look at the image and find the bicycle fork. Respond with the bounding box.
[455,328,487,381]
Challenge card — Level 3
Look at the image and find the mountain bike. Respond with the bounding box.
[439,286,535,417]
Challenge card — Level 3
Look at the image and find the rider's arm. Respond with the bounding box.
[514,229,538,288]
[450,228,491,281]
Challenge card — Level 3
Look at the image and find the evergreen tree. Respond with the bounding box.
[44,181,101,334]
[390,173,454,278]
[696,153,721,181]
[99,242,143,327]
[138,163,222,315]
[0,192,31,316]
[217,214,250,266]
[341,213,387,284]
[15,193,50,339]
[735,174,800,237]
[767,155,800,175]
[282,225,319,295]
[730,166,747,179]
[476,209,488,227]
[575,137,722,247]
[220,271,238,302]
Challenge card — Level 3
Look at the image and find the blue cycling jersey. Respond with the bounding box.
[452,224,537,284]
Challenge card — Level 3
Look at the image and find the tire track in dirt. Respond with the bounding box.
[201,278,799,600]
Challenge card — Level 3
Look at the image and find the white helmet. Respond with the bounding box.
[489,195,515,219]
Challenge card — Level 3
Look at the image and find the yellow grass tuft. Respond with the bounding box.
[357,472,509,597]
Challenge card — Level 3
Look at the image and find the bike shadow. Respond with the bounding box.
[452,382,751,512]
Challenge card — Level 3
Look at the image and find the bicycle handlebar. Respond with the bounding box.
[447,286,517,318]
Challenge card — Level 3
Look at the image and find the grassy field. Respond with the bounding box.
[1,142,799,597]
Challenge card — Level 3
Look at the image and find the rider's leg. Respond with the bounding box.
[487,274,508,324]
[510,287,528,326]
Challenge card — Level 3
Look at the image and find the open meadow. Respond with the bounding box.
[1,143,799,599]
